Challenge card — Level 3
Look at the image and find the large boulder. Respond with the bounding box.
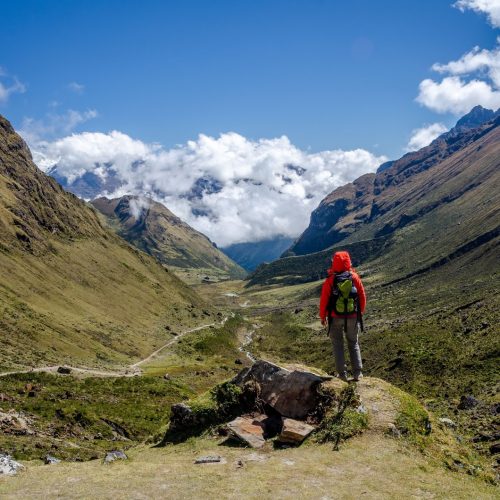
[232,360,329,419]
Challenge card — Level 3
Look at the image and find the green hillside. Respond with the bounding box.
[0,114,214,371]
[92,195,245,280]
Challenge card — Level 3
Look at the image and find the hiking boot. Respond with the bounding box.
[353,371,363,382]
[337,372,349,382]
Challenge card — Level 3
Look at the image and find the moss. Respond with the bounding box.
[391,387,431,450]
[314,385,368,449]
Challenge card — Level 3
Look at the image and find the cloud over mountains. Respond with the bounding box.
[30,131,386,246]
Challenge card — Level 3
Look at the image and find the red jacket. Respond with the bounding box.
[319,251,366,321]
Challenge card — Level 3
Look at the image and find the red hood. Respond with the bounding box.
[328,251,352,274]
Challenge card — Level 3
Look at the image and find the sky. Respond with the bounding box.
[0,0,499,246]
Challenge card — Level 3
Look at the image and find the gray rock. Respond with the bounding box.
[44,455,61,465]
[387,423,401,438]
[439,417,457,429]
[0,454,24,475]
[194,455,223,464]
[457,395,479,410]
[104,450,128,463]
[232,360,330,419]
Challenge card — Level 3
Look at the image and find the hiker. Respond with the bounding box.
[319,251,366,382]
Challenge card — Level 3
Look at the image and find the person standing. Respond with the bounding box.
[319,251,366,382]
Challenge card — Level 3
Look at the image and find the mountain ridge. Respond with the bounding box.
[91,195,245,279]
[0,114,213,371]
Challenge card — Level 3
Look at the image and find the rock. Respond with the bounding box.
[472,432,500,443]
[387,423,401,438]
[356,404,367,414]
[104,450,128,463]
[169,403,197,430]
[457,395,479,410]
[44,455,61,465]
[439,417,457,429]
[232,360,329,419]
[490,443,500,455]
[194,455,223,464]
[57,366,72,375]
[0,454,24,475]
[279,418,315,444]
[163,373,171,380]
[0,410,34,436]
[227,416,266,448]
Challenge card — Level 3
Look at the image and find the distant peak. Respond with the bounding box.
[455,105,497,129]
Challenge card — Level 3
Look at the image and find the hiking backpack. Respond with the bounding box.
[328,271,358,316]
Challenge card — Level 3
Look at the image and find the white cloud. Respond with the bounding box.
[406,123,448,151]
[29,130,386,246]
[20,109,98,143]
[432,43,500,87]
[416,40,500,114]
[454,0,500,28]
[417,4,500,114]
[0,69,26,104]
[68,81,85,94]
[417,75,500,114]
[129,196,151,219]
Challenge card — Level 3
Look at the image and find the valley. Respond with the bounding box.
[0,107,499,496]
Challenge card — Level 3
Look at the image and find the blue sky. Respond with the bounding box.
[0,0,497,157]
[1,1,499,245]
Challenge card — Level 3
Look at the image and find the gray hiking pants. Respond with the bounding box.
[328,317,362,375]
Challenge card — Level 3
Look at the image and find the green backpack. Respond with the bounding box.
[329,271,358,315]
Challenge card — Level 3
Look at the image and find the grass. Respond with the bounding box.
[2,433,498,499]
[0,317,247,461]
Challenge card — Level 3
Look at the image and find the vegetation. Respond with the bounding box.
[92,196,245,280]
[0,316,246,460]
[314,385,368,449]
[0,115,216,371]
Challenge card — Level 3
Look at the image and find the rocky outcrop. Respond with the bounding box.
[232,360,331,419]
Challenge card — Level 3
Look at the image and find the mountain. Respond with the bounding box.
[0,115,213,371]
[247,110,500,454]
[285,107,500,259]
[222,236,295,272]
[91,196,245,279]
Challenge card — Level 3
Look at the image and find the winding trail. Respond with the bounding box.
[0,316,229,379]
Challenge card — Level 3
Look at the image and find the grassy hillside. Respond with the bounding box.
[92,196,245,280]
[0,114,214,371]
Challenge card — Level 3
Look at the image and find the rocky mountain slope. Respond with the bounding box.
[287,106,499,258]
[222,236,294,272]
[253,107,499,285]
[0,114,213,371]
[91,195,245,279]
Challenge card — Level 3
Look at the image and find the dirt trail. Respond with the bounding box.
[0,317,229,379]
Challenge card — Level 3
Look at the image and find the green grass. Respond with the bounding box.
[0,316,247,461]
